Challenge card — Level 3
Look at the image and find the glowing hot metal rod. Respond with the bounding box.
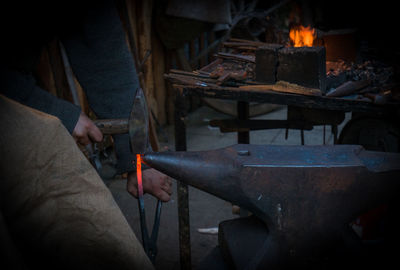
[143,144,400,268]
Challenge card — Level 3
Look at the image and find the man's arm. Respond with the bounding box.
[0,68,81,134]
[61,0,137,174]
[61,0,172,201]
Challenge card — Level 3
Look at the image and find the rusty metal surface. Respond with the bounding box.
[143,144,400,267]
[174,91,192,270]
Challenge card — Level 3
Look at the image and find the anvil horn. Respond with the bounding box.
[143,144,400,266]
[143,146,247,208]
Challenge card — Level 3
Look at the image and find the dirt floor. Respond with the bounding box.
[108,104,351,270]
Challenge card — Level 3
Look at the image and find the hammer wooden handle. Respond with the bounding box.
[94,119,128,135]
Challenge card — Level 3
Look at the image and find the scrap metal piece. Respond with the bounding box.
[143,144,400,267]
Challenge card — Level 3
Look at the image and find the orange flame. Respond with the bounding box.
[289,25,316,47]
[136,154,143,196]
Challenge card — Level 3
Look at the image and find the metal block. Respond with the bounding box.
[277,46,326,93]
[255,44,283,83]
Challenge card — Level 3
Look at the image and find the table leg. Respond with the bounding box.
[237,101,249,217]
[237,101,250,144]
[174,92,191,270]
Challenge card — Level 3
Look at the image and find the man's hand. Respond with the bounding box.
[127,169,172,202]
[72,112,103,145]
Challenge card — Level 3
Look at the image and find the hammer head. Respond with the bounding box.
[129,88,150,155]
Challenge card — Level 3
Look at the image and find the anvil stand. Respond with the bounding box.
[174,92,191,270]
[174,90,251,269]
[236,101,250,218]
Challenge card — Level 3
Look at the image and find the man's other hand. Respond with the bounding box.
[127,169,172,202]
[72,112,103,145]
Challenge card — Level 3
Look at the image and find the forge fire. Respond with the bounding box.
[289,25,316,47]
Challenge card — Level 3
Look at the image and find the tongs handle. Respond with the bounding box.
[138,197,162,264]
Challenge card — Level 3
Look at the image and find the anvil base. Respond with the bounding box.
[198,214,400,270]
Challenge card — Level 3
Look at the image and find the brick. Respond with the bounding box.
[277,46,326,93]
[255,44,283,84]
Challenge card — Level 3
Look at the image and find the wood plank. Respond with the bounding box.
[216,52,255,63]
[46,39,70,101]
[189,39,197,69]
[239,81,322,96]
[126,0,160,151]
[207,31,216,63]
[199,33,206,67]
[94,119,129,134]
[152,29,167,125]
[35,47,58,96]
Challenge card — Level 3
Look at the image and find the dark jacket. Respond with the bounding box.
[0,0,138,173]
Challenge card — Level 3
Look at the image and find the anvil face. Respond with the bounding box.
[143,144,400,265]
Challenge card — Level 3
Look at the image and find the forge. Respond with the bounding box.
[254,24,392,100]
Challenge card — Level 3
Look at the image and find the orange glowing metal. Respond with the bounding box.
[136,154,144,196]
[289,25,316,47]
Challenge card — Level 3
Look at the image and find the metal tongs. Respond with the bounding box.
[129,88,162,264]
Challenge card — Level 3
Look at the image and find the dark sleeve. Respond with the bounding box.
[0,68,81,133]
[60,0,139,174]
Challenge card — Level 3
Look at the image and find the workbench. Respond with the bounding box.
[169,78,400,269]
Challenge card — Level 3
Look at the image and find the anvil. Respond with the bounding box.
[143,144,400,268]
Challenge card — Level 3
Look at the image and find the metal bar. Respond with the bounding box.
[237,101,250,144]
[237,101,249,217]
[332,124,338,144]
[242,164,361,168]
[151,200,163,243]
[174,91,191,270]
[209,119,314,132]
[148,200,162,264]
[137,197,149,253]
